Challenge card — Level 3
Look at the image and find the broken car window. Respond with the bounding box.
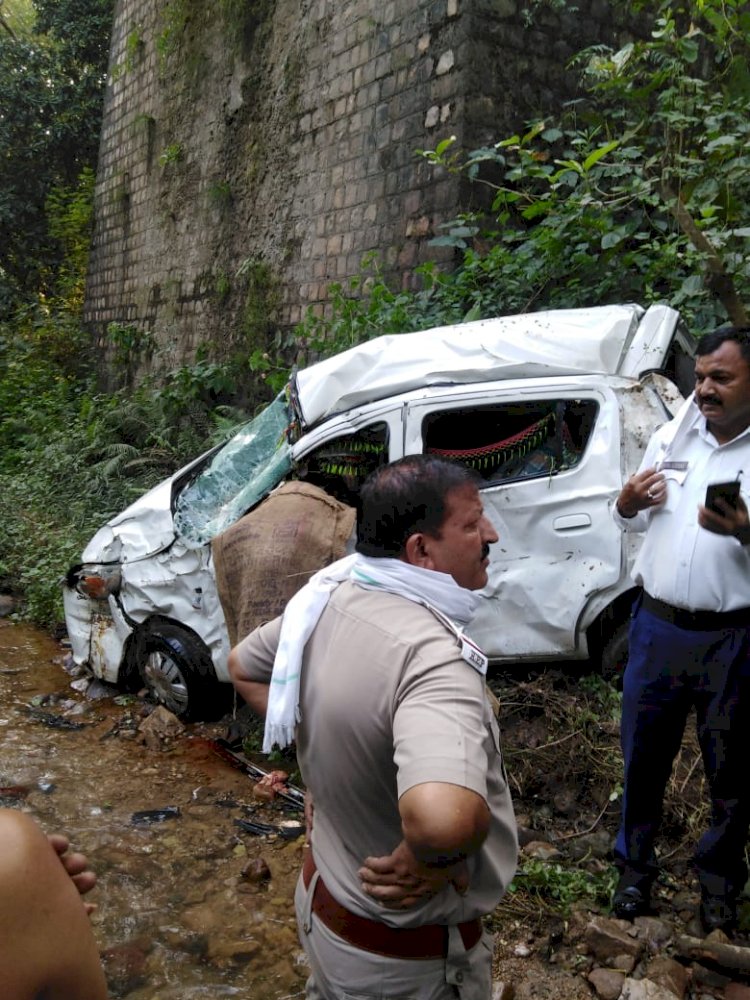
[173,392,294,546]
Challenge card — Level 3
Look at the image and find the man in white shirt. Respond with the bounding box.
[612,326,750,934]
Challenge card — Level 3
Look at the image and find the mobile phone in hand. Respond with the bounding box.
[705,480,741,515]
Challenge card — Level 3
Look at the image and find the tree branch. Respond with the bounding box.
[662,183,748,327]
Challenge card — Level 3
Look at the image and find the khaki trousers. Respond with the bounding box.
[295,871,494,1000]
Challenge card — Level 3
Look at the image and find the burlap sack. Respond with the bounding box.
[211,481,356,647]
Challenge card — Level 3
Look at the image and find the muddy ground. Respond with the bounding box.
[2,621,749,999]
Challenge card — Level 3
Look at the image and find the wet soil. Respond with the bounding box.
[0,621,308,999]
[3,621,747,999]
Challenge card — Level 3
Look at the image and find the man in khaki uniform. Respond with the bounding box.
[230,455,518,999]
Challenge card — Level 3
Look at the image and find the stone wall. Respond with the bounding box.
[84,0,634,380]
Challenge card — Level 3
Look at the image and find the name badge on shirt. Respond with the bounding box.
[460,635,488,675]
[660,461,688,471]
[426,604,489,675]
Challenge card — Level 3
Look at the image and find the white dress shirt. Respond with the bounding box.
[614,398,750,612]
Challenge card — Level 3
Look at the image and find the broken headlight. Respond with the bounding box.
[66,564,122,600]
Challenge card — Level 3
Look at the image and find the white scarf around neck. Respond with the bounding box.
[262,553,480,752]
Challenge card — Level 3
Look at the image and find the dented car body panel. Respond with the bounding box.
[64,303,694,716]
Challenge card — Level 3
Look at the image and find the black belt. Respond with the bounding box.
[641,592,750,631]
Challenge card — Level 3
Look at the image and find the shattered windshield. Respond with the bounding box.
[173,392,294,546]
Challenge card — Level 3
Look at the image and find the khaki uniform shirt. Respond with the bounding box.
[236,580,518,927]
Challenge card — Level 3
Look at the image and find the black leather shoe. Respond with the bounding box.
[612,883,650,921]
[700,893,737,935]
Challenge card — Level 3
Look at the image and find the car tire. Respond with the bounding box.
[135,620,230,721]
[600,620,629,687]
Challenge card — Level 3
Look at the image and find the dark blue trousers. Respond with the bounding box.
[615,603,750,898]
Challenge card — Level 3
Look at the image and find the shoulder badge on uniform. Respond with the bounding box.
[425,604,488,675]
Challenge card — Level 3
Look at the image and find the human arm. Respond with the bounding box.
[228,616,282,719]
[229,666,269,717]
[359,781,488,909]
[1,810,108,999]
[399,781,490,865]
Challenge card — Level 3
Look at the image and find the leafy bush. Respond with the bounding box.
[417,0,750,331]
[0,0,113,315]
[507,858,618,917]
[0,317,243,628]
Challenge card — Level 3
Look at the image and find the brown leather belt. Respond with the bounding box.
[642,592,750,631]
[302,850,482,959]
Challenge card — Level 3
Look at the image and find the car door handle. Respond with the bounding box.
[553,514,592,531]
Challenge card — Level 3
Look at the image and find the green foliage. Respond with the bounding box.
[156,0,190,66]
[2,1,36,35]
[521,0,578,28]
[208,181,232,208]
[212,270,231,304]
[107,321,155,374]
[158,142,183,167]
[577,673,622,725]
[0,0,113,315]
[219,0,273,53]
[420,0,750,329]
[232,257,291,397]
[112,23,144,78]
[296,254,461,360]
[0,314,247,627]
[45,167,96,313]
[506,858,618,916]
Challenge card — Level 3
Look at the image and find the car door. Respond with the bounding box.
[405,382,624,660]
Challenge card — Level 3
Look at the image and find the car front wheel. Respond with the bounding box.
[135,620,229,721]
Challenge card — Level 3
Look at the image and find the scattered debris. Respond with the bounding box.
[206,738,305,808]
[23,706,86,730]
[241,858,272,884]
[131,806,181,826]
[0,783,31,799]
[675,931,750,976]
[137,705,184,750]
[235,818,305,840]
[252,770,291,801]
[84,679,114,701]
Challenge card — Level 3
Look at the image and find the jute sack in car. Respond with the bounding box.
[211,480,356,648]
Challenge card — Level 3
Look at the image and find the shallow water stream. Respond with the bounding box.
[0,621,308,999]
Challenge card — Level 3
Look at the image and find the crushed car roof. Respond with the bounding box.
[293,303,680,427]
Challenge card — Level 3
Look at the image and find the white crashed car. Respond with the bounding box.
[64,303,695,718]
